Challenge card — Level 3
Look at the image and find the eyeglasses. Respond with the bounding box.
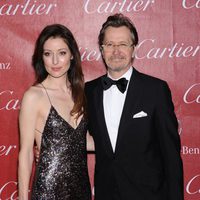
[101,43,134,52]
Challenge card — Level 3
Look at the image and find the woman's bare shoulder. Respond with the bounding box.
[21,85,44,106]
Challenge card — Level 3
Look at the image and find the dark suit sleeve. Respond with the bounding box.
[155,81,184,200]
[85,82,93,136]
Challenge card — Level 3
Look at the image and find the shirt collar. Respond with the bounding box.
[107,67,133,81]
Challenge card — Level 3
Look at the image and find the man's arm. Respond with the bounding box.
[155,81,184,200]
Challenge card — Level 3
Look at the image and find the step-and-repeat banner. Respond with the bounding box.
[0,0,199,199]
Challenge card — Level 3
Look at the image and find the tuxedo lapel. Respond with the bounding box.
[94,77,114,156]
[115,68,143,154]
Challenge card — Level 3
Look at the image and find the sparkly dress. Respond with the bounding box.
[31,85,91,200]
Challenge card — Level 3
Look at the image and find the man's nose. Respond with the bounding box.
[113,45,120,54]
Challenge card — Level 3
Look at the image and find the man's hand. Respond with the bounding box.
[34,146,40,164]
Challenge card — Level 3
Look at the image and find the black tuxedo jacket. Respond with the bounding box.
[85,67,183,200]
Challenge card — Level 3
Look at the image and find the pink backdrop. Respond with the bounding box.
[0,0,200,199]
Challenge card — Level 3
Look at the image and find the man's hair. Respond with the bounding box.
[98,13,139,50]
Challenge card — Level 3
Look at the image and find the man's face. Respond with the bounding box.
[102,26,135,77]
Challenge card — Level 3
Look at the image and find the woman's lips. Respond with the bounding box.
[51,67,62,72]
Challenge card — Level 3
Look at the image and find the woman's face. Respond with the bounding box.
[43,37,73,78]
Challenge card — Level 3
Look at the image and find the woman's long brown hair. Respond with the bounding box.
[32,24,86,119]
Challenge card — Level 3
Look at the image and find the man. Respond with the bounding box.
[85,13,183,200]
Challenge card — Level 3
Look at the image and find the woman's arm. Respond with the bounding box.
[18,89,38,200]
[86,132,95,152]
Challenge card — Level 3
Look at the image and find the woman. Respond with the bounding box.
[18,24,93,199]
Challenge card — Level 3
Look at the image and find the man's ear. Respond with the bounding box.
[132,45,137,58]
[101,49,105,59]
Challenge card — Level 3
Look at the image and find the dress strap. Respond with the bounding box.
[40,83,52,106]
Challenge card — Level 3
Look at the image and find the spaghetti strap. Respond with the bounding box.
[35,128,42,134]
[40,83,52,106]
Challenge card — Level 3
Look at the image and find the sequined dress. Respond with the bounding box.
[31,86,91,200]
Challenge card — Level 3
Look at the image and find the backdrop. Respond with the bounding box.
[0,0,199,199]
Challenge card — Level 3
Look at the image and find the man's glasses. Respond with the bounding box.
[101,42,134,52]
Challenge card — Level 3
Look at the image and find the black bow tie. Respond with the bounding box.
[101,76,128,93]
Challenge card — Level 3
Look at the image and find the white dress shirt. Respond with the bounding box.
[103,67,132,151]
